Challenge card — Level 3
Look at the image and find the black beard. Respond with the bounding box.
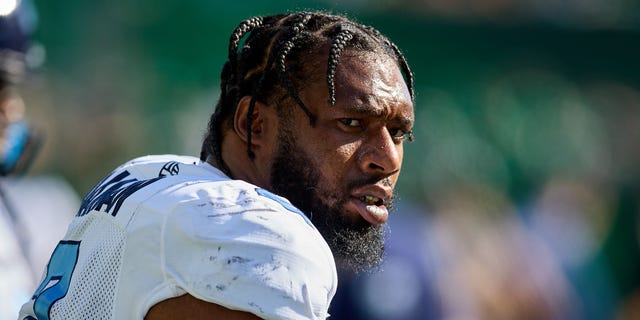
[269,126,387,273]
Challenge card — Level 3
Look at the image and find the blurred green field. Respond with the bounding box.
[19,1,640,318]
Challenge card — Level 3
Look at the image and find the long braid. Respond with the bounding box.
[229,17,264,69]
[229,16,264,161]
[245,13,315,158]
[226,16,264,108]
[388,41,414,100]
[202,16,264,174]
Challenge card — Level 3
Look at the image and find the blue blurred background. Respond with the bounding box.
[13,0,640,319]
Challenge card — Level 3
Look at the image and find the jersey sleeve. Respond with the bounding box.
[153,184,337,320]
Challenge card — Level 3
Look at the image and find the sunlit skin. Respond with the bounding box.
[147,49,414,320]
[286,52,413,225]
[146,294,262,320]
[221,50,414,226]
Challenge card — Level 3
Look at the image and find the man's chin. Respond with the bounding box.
[319,221,387,274]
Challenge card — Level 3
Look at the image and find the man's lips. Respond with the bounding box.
[347,187,391,225]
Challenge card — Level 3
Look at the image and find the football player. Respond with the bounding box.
[19,11,415,319]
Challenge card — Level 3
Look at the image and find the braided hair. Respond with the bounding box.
[200,11,414,176]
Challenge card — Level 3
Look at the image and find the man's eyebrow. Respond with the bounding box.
[343,101,414,126]
[342,101,385,117]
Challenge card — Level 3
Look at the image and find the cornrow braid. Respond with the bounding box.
[388,41,414,99]
[273,13,316,123]
[327,27,353,105]
[229,17,263,71]
[228,17,264,93]
[200,11,415,175]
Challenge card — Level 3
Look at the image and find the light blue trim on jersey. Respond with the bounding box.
[255,188,313,226]
[31,241,81,320]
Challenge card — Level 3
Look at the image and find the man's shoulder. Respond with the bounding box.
[120,156,311,231]
[119,154,202,178]
[75,154,220,219]
[160,176,325,254]
[160,184,337,320]
[102,154,229,197]
[167,180,312,230]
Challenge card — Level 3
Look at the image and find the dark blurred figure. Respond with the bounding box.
[0,0,43,317]
[0,0,39,175]
[329,189,583,320]
[329,203,444,320]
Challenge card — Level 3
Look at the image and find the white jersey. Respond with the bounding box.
[19,155,337,320]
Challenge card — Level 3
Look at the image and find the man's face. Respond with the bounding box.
[269,51,414,272]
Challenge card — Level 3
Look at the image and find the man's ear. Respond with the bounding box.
[233,96,272,146]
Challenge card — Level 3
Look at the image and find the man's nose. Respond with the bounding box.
[358,126,402,175]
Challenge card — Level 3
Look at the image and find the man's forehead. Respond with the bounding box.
[334,52,406,88]
[288,48,413,123]
[333,53,413,110]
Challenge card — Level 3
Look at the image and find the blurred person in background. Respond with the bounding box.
[328,202,444,320]
[0,0,38,175]
[0,0,78,318]
[329,185,582,320]
[0,0,42,317]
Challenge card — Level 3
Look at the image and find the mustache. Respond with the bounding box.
[346,176,393,190]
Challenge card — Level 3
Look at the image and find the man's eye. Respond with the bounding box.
[390,128,415,142]
[339,118,362,127]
